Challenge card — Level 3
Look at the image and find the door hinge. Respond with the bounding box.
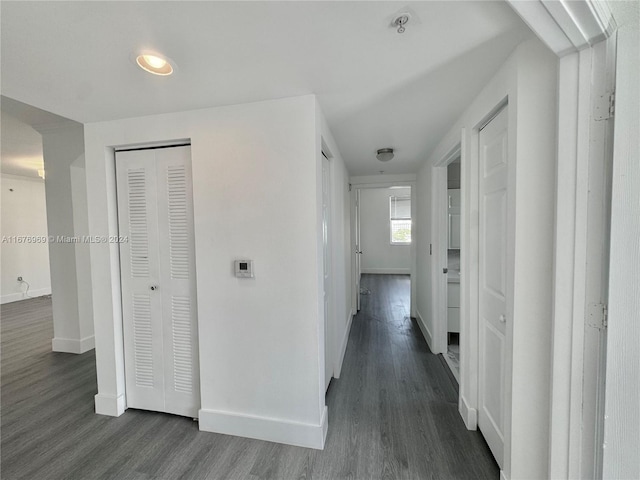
[430,243,432,255]
[587,303,608,330]
[595,91,615,121]
[349,183,352,192]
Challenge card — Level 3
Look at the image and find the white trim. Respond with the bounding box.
[334,310,354,379]
[199,406,328,450]
[506,0,615,57]
[415,309,434,352]
[52,335,95,354]
[459,393,477,430]
[0,287,51,304]
[500,469,509,480]
[361,268,410,275]
[94,393,126,416]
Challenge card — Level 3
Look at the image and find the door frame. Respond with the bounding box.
[91,138,194,416]
[432,143,462,355]
[114,144,201,418]
[350,179,417,319]
[321,149,333,391]
[351,188,362,312]
[504,1,617,478]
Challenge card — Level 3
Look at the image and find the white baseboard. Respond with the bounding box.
[415,309,434,351]
[500,470,509,480]
[459,393,478,430]
[442,353,460,383]
[361,268,410,275]
[52,335,95,354]
[1,287,51,304]
[95,393,126,417]
[334,310,354,379]
[199,405,328,450]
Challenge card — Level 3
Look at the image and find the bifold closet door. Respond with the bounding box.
[116,145,200,418]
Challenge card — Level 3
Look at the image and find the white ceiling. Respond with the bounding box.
[1,1,531,175]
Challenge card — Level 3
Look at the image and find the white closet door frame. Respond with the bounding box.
[116,145,200,418]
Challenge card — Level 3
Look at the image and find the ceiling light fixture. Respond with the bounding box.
[393,13,411,34]
[135,53,174,76]
[376,148,394,162]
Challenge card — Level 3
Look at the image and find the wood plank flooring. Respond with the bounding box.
[1,275,498,479]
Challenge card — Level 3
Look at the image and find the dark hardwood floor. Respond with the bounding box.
[1,274,498,479]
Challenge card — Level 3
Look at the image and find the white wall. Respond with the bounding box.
[415,38,557,479]
[0,174,51,303]
[85,94,333,449]
[358,187,411,275]
[70,157,94,347]
[603,1,640,478]
[415,164,434,347]
[315,100,353,381]
[39,124,95,354]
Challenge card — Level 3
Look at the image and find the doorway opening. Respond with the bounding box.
[444,158,461,382]
[432,145,462,382]
[352,181,416,321]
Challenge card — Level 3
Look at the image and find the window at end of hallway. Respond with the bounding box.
[390,195,411,244]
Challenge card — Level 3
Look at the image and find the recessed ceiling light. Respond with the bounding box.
[135,53,174,76]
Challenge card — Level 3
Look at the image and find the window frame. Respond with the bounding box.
[389,195,412,245]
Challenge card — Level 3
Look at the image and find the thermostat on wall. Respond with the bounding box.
[235,260,254,278]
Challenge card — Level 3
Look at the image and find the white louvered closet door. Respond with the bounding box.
[116,145,199,419]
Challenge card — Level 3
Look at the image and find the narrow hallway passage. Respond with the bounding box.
[1,275,498,479]
[320,273,498,479]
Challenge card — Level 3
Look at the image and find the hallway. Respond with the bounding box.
[1,275,497,479]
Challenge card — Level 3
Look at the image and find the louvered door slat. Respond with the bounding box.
[127,168,150,278]
[132,294,154,387]
[167,165,190,280]
[171,296,193,394]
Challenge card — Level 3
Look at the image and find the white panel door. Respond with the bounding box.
[322,154,332,391]
[478,106,509,468]
[116,145,200,418]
